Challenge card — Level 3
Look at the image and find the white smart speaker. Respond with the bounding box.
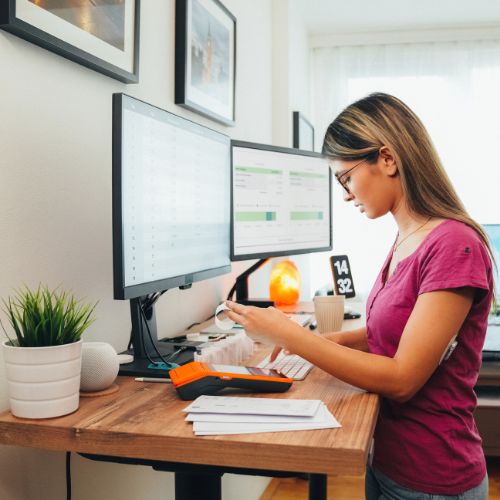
[80,342,119,392]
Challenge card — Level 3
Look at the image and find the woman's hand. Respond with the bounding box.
[224,300,292,346]
[270,345,286,362]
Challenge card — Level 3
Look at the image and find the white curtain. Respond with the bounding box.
[310,40,500,298]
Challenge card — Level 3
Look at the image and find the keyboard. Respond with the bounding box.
[285,313,312,327]
[257,351,314,380]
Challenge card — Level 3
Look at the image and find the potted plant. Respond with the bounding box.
[1,285,96,419]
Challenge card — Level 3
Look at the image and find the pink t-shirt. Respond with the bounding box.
[367,219,492,494]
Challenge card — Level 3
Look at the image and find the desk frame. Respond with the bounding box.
[0,308,378,500]
[0,370,378,500]
[79,453,328,500]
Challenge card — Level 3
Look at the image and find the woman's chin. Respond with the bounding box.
[362,209,378,219]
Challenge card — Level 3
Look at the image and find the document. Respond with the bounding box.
[183,395,321,417]
[185,412,323,423]
[183,396,341,436]
[192,404,341,435]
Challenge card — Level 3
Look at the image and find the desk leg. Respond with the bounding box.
[175,471,222,500]
[309,473,327,500]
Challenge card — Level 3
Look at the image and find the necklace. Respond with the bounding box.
[394,217,432,253]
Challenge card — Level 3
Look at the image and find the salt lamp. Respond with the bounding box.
[269,260,301,305]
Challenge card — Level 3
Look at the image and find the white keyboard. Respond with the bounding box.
[257,351,314,380]
[285,313,312,327]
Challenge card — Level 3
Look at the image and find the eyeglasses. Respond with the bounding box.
[335,158,368,194]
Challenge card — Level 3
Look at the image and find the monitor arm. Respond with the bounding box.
[129,295,160,359]
[229,258,275,308]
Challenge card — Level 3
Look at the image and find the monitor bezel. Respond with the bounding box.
[230,140,332,262]
[483,223,500,233]
[112,93,232,300]
[482,224,500,257]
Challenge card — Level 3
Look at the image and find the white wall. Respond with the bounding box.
[0,1,273,499]
[268,0,317,300]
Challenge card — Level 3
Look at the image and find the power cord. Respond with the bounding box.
[139,304,178,368]
[66,452,71,500]
[127,291,217,364]
[127,291,167,350]
[164,345,189,362]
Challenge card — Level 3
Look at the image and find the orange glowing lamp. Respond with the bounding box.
[269,260,301,305]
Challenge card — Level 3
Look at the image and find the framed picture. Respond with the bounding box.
[293,111,315,151]
[175,0,236,126]
[0,0,140,83]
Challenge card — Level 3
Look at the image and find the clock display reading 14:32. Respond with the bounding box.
[329,255,356,298]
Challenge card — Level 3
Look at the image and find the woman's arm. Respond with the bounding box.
[269,326,367,361]
[324,327,368,351]
[227,288,474,402]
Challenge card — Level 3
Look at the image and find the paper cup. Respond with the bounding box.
[313,295,345,334]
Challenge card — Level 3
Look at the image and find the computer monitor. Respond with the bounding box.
[113,93,231,376]
[483,224,500,292]
[229,141,332,304]
[482,224,500,359]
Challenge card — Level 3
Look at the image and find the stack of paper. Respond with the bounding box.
[183,395,341,436]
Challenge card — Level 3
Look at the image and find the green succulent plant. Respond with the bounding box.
[1,285,97,347]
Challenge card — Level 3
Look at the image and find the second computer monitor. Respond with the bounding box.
[231,141,332,260]
[483,224,500,293]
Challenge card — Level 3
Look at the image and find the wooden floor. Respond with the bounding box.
[261,457,500,499]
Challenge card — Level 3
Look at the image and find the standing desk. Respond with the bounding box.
[0,311,379,500]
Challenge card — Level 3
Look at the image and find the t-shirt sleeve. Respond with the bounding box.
[418,232,491,298]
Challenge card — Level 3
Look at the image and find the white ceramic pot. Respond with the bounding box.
[2,339,82,419]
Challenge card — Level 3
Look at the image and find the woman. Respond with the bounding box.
[226,93,493,499]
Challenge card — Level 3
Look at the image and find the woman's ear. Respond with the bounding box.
[379,146,398,176]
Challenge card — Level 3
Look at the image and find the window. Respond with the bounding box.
[311,40,500,296]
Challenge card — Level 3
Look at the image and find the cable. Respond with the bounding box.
[140,305,170,366]
[183,309,217,332]
[143,290,166,316]
[138,307,161,367]
[130,289,212,367]
[127,291,168,350]
[140,303,179,368]
[162,346,188,362]
[66,452,71,500]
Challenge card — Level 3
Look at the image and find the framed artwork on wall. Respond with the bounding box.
[0,0,140,83]
[175,0,236,126]
[293,111,315,151]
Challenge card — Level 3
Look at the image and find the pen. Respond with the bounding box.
[135,377,172,383]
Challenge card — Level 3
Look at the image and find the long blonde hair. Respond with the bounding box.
[323,92,496,286]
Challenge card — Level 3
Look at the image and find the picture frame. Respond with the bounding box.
[293,111,315,151]
[0,0,140,83]
[175,0,236,126]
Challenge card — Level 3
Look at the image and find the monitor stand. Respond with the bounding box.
[119,296,195,378]
[230,258,275,308]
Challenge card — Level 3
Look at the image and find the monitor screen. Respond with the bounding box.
[483,224,500,295]
[113,94,231,299]
[482,224,500,357]
[231,141,332,261]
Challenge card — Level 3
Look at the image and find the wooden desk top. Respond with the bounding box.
[0,347,378,476]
